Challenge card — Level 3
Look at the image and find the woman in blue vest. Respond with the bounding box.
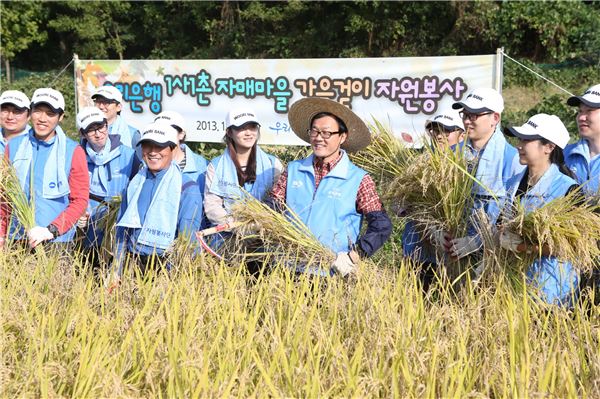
[75,106,137,269]
[499,113,580,306]
[114,122,204,276]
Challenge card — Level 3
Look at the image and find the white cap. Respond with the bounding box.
[567,84,600,108]
[154,111,186,131]
[137,122,178,147]
[452,87,504,114]
[92,85,123,104]
[425,108,465,131]
[225,107,260,129]
[77,107,106,131]
[505,113,570,149]
[31,88,65,113]
[0,90,30,109]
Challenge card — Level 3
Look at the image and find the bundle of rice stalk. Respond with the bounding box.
[503,191,600,274]
[96,196,122,265]
[230,196,335,267]
[0,158,36,231]
[350,118,413,183]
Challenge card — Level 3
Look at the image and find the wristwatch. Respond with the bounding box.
[47,224,60,239]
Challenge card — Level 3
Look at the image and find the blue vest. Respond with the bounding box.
[7,130,79,242]
[286,151,366,253]
[505,164,579,306]
[564,139,600,197]
[181,144,208,195]
[83,135,136,248]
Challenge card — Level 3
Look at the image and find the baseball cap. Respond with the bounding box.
[566,84,600,108]
[137,122,178,147]
[226,107,260,129]
[452,87,504,114]
[505,113,570,149]
[154,111,186,132]
[0,90,30,110]
[77,106,106,131]
[31,88,65,113]
[425,109,465,132]
[92,85,123,104]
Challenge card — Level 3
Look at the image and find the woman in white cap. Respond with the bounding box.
[0,90,30,156]
[113,122,204,275]
[204,107,282,229]
[75,106,138,269]
[1,88,89,250]
[268,97,392,277]
[92,85,139,148]
[499,113,579,306]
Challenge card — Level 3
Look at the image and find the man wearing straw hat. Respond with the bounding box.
[113,122,203,275]
[2,88,89,249]
[269,97,392,276]
[1,90,31,156]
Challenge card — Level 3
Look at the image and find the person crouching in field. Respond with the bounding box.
[75,107,138,271]
[564,84,600,302]
[113,122,203,276]
[268,97,392,277]
[1,88,89,251]
[498,114,580,307]
[402,109,465,291]
[1,90,31,156]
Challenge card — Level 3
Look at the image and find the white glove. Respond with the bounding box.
[332,252,356,277]
[77,213,89,229]
[499,230,523,252]
[28,226,54,248]
[448,235,482,259]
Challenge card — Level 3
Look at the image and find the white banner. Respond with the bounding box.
[75,54,500,146]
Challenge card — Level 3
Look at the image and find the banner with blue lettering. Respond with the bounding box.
[75,54,500,146]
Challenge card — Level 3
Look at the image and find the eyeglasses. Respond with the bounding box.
[427,127,460,137]
[0,107,27,116]
[307,128,342,139]
[85,123,108,136]
[459,111,493,122]
[93,98,117,106]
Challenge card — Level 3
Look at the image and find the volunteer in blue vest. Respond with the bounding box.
[498,114,580,306]
[113,122,203,275]
[153,111,209,199]
[402,108,465,290]
[439,88,524,261]
[2,88,89,249]
[1,90,30,156]
[92,85,139,149]
[75,106,137,268]
[204,107,282,229]
[268,97,393,276]
[564,83,600,303]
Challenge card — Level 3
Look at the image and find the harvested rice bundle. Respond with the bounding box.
[350,119,413,183]
[230,196,335,267]
[503,192,600,274]
[0,158,36,233]
[96,196,122,265]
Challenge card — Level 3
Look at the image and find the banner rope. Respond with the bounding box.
[501,50,574,96]
[48,57,75,87]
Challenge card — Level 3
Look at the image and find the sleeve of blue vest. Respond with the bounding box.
[355,210,393,258]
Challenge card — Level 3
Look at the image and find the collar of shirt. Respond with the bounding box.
[313,151,343,175]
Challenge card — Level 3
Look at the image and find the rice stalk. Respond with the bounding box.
[96,195,122,265]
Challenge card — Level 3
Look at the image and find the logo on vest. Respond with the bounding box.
[327,188,342,199]
[291,180,303,188]
[48,181,63,189]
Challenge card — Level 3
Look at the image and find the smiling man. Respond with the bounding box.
[268,97,392,277]
[113,122,203,275]
[92,85,139,148]
[1,88,89,250]
[0,90,31,156]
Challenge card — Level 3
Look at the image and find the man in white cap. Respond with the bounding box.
[438,87,524,261]
[113,122,203,275]
[75,106,138,269]
[92,85,139,149]
[153,111,208,195]
[0,90,30,155]
[564,84,600,198]
[425,108,465,148]
[1,88,89,249]
[268,97,392,277]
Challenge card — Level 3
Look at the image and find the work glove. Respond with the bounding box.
[498,230,523,252]
[77,212,89,229]
[425,225,447,249]
[28,226,54,248]
[447,235,482,259]
[332,251,357,277]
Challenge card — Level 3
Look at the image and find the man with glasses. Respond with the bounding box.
[438,88,524,261]
[75,107,138,270]
[92,85,139,149]
[1,88,89,250]
[425,108,465,148]
[268,97,392,276]
[0,90,30,155]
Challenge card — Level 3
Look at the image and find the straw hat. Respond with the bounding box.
[288,97,371,153]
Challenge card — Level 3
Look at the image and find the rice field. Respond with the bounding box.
[2,240,600,398]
